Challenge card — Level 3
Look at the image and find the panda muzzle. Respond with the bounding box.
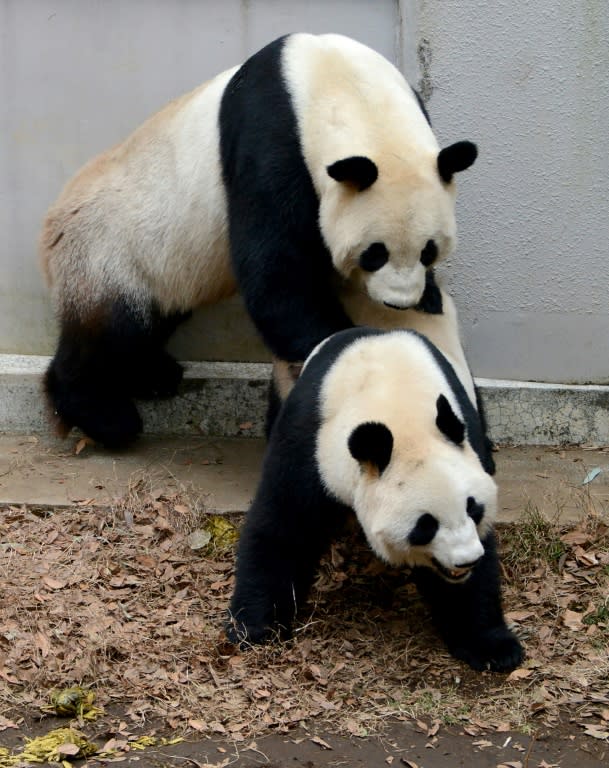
[431,557,480,582]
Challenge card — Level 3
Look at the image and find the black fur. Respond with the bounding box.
[435,394,465,445]
[420,239,438,267]
[326,156,378,191]
[466,496,485,525]
[412,531,522,672]
[44,301,190,449]
[414,269,443,314]
[220,37,353,363]
[227,328,522,671]
[348,422,393,474]
[408,513,439,546]
[359,242,389,272]
[411,88,431,125]
[437,141,478,183]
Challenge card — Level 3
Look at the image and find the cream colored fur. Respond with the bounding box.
[284,33,458,309]
[41,33,460,330]
[339,277,476,404]
[40,66,238,320]
[314,332,496,571]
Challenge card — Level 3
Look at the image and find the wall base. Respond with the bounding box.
[1,356,608,446]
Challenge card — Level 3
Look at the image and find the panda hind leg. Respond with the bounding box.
[44,337,142,450]
[128,309,191,399]
[44,300,188,448]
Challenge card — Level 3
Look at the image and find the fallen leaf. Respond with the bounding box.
[188,529,212,551]
[188,719,208,732]
[505,610,534,622]
[507,668,533,681]
[57,743,81,756]
[562,609,584,631]
[310,736,332,750]
[583,725,609,740]
[42,575,68,590]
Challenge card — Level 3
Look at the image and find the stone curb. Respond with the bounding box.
[1,355,608,446]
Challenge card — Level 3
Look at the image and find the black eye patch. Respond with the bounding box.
[359,242,389,272]
[466,496,485,525]
[420,239,438,267]
[408,513,439,546]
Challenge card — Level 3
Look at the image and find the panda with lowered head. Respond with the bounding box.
[227,328,524,672]
[40,32,476,448]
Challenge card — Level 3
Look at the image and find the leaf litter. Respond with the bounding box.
[0,478,607,764]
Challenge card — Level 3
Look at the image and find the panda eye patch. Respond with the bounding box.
[466,496,485,525]
[408,513,439,546]
[420,239,438,267]
[359,242,389,272]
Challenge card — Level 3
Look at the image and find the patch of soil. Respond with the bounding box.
[0,484,607,766]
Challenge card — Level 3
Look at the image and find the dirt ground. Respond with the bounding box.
[0,442,608,767]
[1,713,607,767]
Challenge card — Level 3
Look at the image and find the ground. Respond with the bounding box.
[0,438,608,767]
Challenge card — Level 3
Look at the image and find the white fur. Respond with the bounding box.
[41,66,238,319]
[315,332,496,572]
[338,276,476,404]
[284,33,458,308]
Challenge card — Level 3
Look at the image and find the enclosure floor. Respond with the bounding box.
[0,434,607,523]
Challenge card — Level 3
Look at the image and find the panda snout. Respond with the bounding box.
[431,555,482,582]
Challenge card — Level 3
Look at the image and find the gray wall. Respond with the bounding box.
[1,0,607,383]
[415,0,609,383]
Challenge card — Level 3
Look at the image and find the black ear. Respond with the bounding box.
[327,156,378,191]
[436,394,465,445]
[437,141,478,183]
[348,422,393,475]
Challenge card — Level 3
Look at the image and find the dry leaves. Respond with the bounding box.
[0,494,607,751]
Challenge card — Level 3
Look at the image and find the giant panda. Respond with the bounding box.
[40,32,477,448]
[227,328,523,673]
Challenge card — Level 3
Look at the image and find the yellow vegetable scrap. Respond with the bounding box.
[42,686,104,720]
[18,727,96,766]
[204,515,238,552]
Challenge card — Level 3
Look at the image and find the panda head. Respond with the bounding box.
[346,394,495,582]
[320,142,477,310]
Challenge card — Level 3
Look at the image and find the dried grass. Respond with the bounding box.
[0,479,608,749]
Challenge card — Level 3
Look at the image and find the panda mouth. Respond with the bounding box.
[431,558,473,583]
[383,301,410,311]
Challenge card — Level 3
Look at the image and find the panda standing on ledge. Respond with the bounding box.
[40,32,476,448]
[227,328,524,673]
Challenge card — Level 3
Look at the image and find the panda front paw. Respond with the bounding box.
[225,613,291,649]
[449,626,524,672]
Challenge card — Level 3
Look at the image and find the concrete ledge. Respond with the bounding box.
[1,355,608,446]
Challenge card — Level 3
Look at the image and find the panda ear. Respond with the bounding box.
[348,422,393,475]
[327,156,378,191]
[436,395,465,445]
[437,141,478,183]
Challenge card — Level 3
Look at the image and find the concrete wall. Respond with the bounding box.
[414,0,609,384]
[1,0,607,384]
